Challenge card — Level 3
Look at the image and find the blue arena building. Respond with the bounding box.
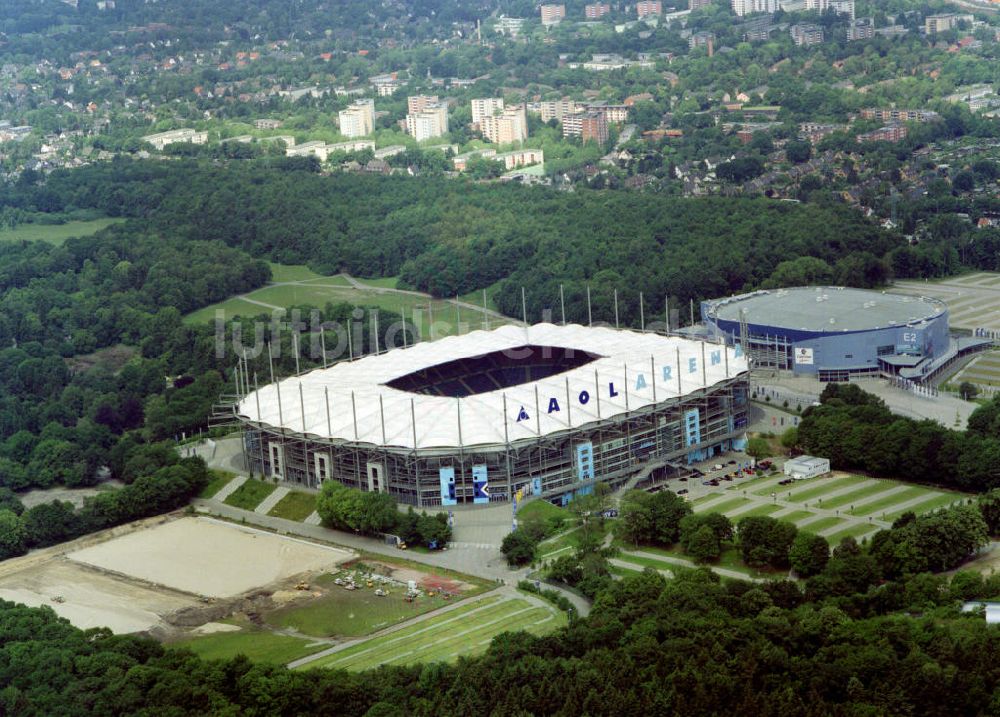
[701,286,984,383]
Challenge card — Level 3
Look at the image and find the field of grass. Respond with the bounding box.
[798,516,845,534]
[0,217,122,244]
[883,493,967,521]
[824,522,880,546]
[267,262,329,283]
[266,579,458,638]
[765,475,863,502]
[200,470,237,499]
[777,510,813,524]
[817,482,900,510]
[693,496,752,515]
[846,486,933,516]
[171,624,323,664]
[268,490,317,521]
[305,595,563,671]
[734,503,783,519]
[185,297,273,324]
[518,499,566,523]
[617,542,771,579]
[223,478,277,511]
[352,275,400,289]
[537,523,610,562]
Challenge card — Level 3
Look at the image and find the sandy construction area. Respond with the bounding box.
[0,560,195,634]
[69,517,353,598]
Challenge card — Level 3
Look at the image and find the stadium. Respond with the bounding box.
[236,324,750,506]
[700,286,977,382]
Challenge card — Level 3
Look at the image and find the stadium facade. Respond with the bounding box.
[701,286,956,382]
[236,324,750,506]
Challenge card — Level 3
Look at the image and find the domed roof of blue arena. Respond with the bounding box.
[704,286,946,334]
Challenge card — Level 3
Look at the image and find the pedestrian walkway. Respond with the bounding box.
[211,475,247,502]
[255,486,289,514]
[304,510,322,525]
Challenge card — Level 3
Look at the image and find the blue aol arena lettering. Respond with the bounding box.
[511,346,739,422]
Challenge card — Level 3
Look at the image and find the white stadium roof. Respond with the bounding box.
[238,323,747,450]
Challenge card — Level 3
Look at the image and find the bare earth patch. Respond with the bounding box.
[69,517,354,598]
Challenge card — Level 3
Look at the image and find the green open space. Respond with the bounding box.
[615,543,771,579]
[305,595,562,671]
[846,486,935,516]
[267,262,330,283]
[351,275,400,289]
[815,482,898,510]
[797,516,845,534]
[223,478,277,511]
[693,496,752,515]
[733,503,783,519]
[777,510,813,524]
[199,470,237,499]
[727,476,782,492]
[824,522,880,546]
[538,523,608,562]
[0,217,122,244]
[267,490,318,521]
[883,493,968,521]
[778,475,868,503]
[170,623,323,664]
[266,577,459,638]
[518,499,567,523]
[184,297,274,324]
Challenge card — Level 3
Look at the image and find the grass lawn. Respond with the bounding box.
[846,486,934,516]
[619,542,772,579]
[0,217,122,245]
[223,478,277,511]
[609,564,644,578]
[457,279,505,312]
[733,503,783,519]
[728,475,782,492]
[266,580,457,638]
[518,499,566,523]
[693,496,752,515]
[185,297,273,325]
[200,470,237,499]
[824,522,880,546]
[353,276,400,289]
[170,624,323,664]
[883,493,968,521]
[537,523,609,562]
[267,262,328,283]
[780,475,867,503]
[816,481,897,510]
[777,510,813,524]
[267,490,317,521]
[299,594,565,671]
[797,516,845,534]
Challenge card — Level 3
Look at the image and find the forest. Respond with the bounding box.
[4,158,930,323]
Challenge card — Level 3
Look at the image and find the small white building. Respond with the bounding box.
[783,455,830,480]
[962,602,1000,624]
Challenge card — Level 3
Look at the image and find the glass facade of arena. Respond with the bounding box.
[242,373,750,506]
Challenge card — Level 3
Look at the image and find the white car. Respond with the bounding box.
[712,463,724,471]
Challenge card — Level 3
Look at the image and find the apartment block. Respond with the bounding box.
[406,104,449,141]
[540,4,566,25]
[338,99,375,138]
[471,97,505,126]
[142,128,208,150]
[407,95,439,115]
[731,0,779,16]
[790,23,824,45]
[497,148,544,170]
[925,13,973,34]
[585,3,611,18]
[858,124,907,143]
[860,108,939,122]
[480,105,528,144]
[563,111,609,145]
[847,18,874,40]
[805,0,854,19]
[636,1,662,17]
[539,99,579,123]
[689,0,713,9]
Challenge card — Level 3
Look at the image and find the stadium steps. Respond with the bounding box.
[255,486,290,514]
[212,475,248,502]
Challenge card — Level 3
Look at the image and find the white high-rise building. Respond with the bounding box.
[406,104,449,141]
[805,0,854,20]
[480,105,528,144]
[731,0,779,16]
[471,98,505,126]
[338,99,375,138]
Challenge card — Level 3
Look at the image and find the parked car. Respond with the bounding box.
[678,489,689,495]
